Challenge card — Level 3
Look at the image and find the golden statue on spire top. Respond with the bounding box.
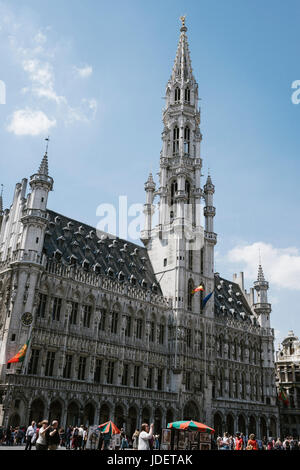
[180,15,186,27]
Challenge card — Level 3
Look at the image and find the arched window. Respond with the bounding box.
[173,126,179,155]
[185,180,191,204]
[187,279,194,311]
[219,335,223,357]
[235,371,239,398]
[136,318,143,339]
[228,339,231,359]
[111,310,119,334]
[219,369,224,397]
[185,87,190,103]
[175,87,180,102]
[199,283,205,314]
[241,373,246,399]
[233,339,238,360]
[240,341,244,362]
[170,180,178,208]
[184,126,190,155]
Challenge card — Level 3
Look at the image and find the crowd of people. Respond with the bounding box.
[0,421,160,451]
[0,421,89,450]
[213,432,300,450]
[1,422,299,451]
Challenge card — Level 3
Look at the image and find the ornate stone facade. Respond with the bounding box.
[276,331,300,437]
[0,20,279,437]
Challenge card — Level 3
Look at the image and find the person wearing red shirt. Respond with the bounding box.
[234,432,244,450]
[247,434,258,450]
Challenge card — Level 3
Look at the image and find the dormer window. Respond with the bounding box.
[185,87,190,103]
[82,259,90,271]
[94,263,101,274]
[175,87,180,102]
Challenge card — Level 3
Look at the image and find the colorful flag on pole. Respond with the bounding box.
[278,387,289,405]
[202,292,213,309]
[7,340,29,364]
[191,285,204,295]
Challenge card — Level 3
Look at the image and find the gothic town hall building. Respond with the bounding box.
[0,21,279,438]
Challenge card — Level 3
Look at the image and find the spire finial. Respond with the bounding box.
[180,15,187,32]
[0,184,3,213]
[45,136,50,155]
[38,136,50,176]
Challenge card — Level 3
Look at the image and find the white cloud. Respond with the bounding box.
[1,4,97,134]
[74,65,93,78]
[22,58,66,104]
[227,241,300,291]
[7,108,56,136]
[65,99,98,125]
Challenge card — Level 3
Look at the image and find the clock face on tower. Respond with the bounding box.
[21,312,33,326]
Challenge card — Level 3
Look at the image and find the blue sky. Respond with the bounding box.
[0,0,300,347]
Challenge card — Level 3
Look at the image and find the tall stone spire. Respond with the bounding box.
[257,263,266,282]
[38,137,50,176]
[171,16,195,84]
[38,152,49,176]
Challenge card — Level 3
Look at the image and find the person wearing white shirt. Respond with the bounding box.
[25,421,36,451]
[138,423,154,450]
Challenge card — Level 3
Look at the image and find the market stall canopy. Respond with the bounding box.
[167,420,215,434]
[98,420,121,435]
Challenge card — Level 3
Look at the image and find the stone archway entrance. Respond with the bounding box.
[128,407,137,437]
[238,415,246,435]
[166,409,174,427]
[114,405,125,430]
[141,407,150,424]
[8,413,20,427]
[226,414,234,435]
[154,408,162,434]
[49,400,62,424]
[260,417,267,439]
[99,404,110,424]
[83,403,95,426]
[183,401,199,421]
[66,402,80,427]
[249,415,256,435]
[29,398,45,424]
[269,417,277,438]
[214,413,223,436]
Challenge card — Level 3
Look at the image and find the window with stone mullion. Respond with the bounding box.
[52,297,62,321]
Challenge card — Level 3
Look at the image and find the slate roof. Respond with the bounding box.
[43,210,162,294]
[214,274,260,327]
